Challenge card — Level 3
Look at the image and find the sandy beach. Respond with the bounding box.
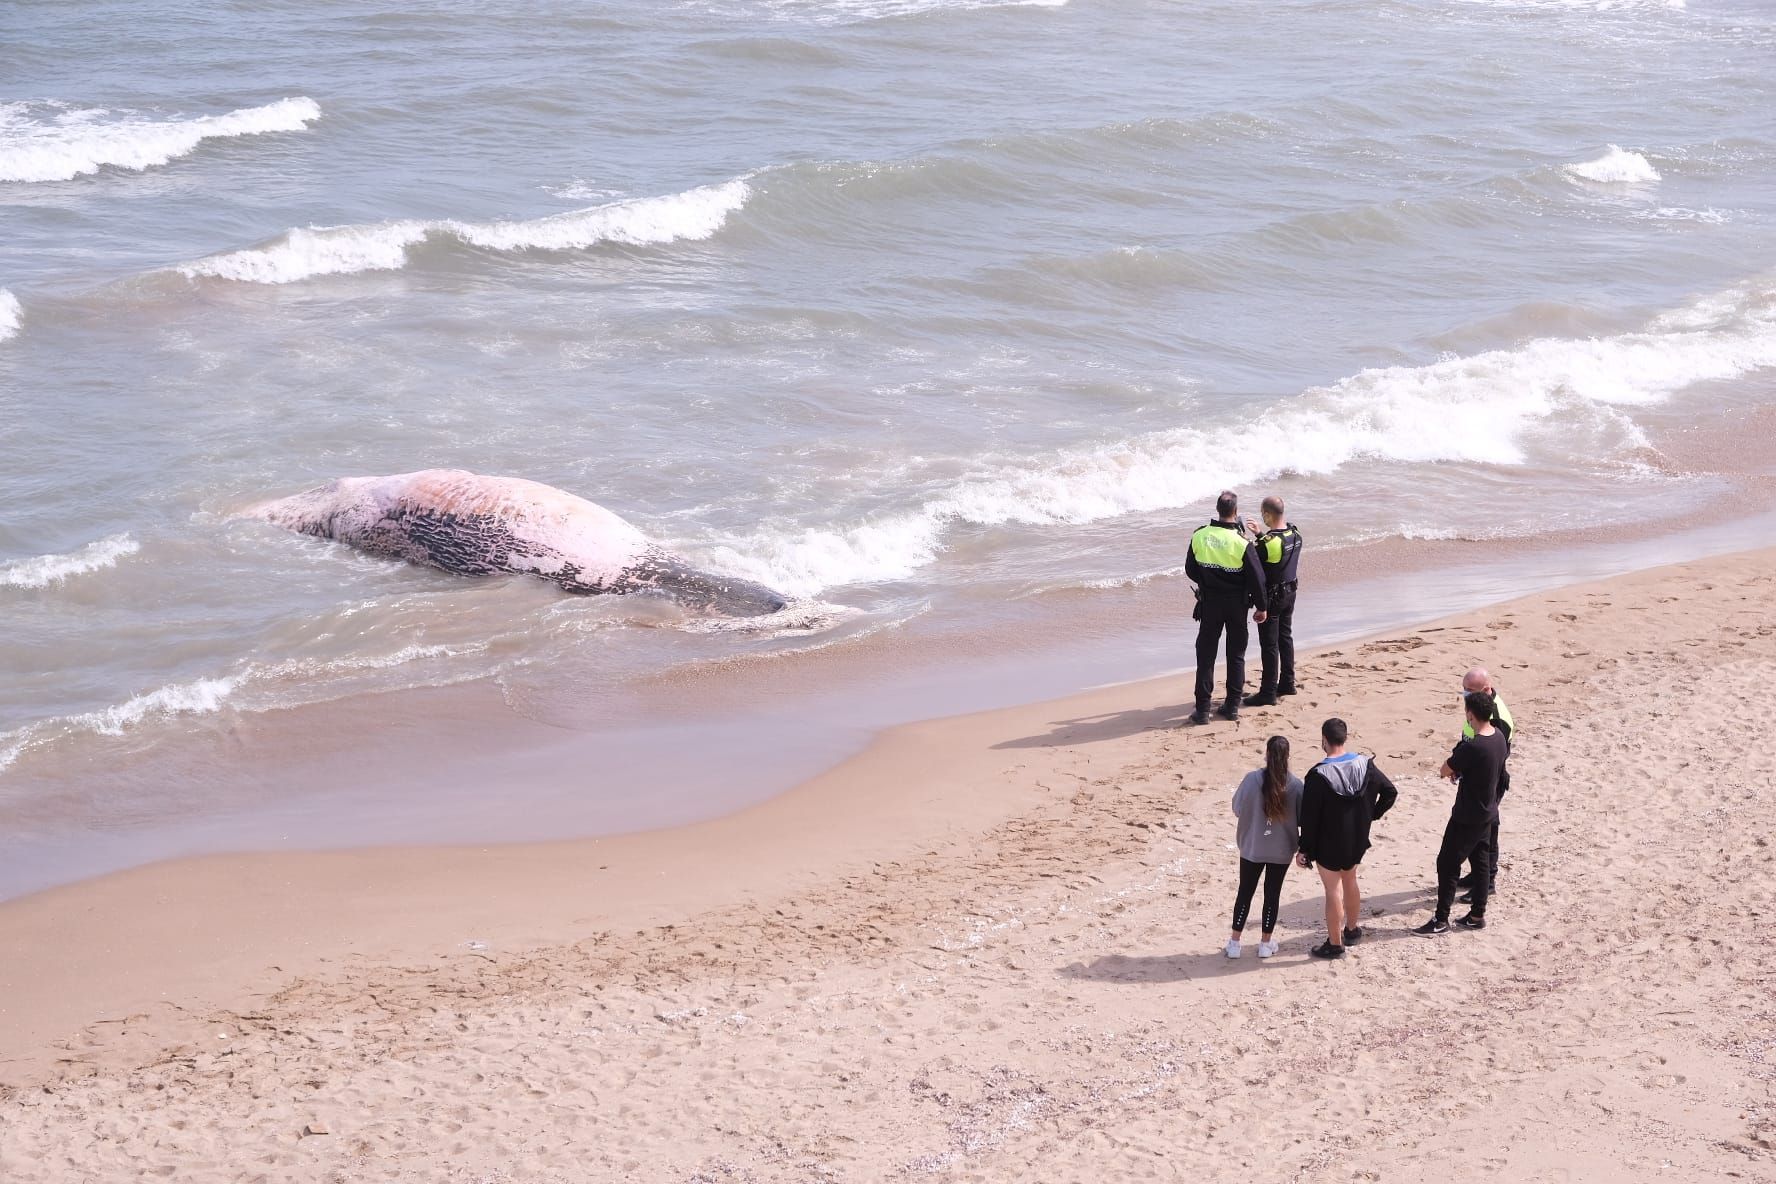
[2,549,1773,1182]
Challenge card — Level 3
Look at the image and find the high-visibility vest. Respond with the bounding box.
[1462,692,1516,740]
[1190,522,1248,572]
[1259,524,1303,582]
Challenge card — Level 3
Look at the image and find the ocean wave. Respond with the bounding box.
[1631,206,1728,223]
[708,282,1776,596]
[0,97,321,184]
[0,641,486,774]
[0,288,18,341]
[1452,0,1683,10]
[760,0,1066,21]
[0,674,240,774]
[1566,145,1661,184]
[175,178,751,283]
[0,533,140,589]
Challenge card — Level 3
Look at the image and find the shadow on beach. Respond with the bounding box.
[1057,887,1444,982]
[990,703,1196,749]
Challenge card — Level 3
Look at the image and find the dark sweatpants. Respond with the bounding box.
[1465,777,1508,888]
[1194,594,1250,712]
[1437,815,1493,920]
[1256,581,1298,695]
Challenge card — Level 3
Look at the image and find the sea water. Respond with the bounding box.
[2,0,1773,886]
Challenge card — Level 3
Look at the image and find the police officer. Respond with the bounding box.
[1243,495,1303,707]
[1185,490,1267,725]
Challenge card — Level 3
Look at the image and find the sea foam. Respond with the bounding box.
[710,282,1776,597]
[1566,145,1661,184]
[0,289,18,341]
[0,673,240,773]
[0,97,321,184]
[178,179,752,284]
[0,533,141,589]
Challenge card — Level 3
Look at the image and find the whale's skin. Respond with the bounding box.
[248,469,788,616]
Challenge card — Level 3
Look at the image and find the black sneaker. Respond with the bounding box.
[1414,918,1450,937]
[1277,685,1298,697]
[1188,709,1212,726]
[1310,941,1346,959]
[1455,913,1486,930]
[1343,926,1365,945]
[1457,890,1473,905]
[1216,703,1240,721]
[1242,692,1278,708]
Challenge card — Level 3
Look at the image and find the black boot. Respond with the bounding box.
[1242,691,1278,707]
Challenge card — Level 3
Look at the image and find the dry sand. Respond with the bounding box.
[2,551,1774,1182]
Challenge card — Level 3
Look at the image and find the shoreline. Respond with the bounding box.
[2,543,1772,1178]
[0,543,1770,1068]
[8,473,1776,905]
[3,545,1773,1177]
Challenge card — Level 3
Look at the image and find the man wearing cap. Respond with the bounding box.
[1185,490,1267,725]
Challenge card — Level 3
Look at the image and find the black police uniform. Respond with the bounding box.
[1250,522,1303,701]
[1184,519,1267,719]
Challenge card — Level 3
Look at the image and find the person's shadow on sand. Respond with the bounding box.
[991,704,1195,749]
[1058,888,1438,982]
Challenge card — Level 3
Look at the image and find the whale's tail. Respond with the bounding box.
[577,550,790,617]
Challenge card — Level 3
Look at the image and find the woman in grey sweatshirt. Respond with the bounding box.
[1226,735,1305,959]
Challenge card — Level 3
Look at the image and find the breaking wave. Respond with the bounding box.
[1566,145,1661,184]
[708,281,1776,597]
[0,289,18,341]
[176,178,752,283]
[0,641,487,774]
[0,97,321,184]
[0,534,140,589]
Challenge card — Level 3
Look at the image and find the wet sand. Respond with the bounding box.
[2,548,1774,1181]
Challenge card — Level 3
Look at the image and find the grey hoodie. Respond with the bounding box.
[1232,770,1304,864]
[1316,752,1371,797]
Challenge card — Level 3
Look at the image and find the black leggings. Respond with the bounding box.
[1232,858,1290,935]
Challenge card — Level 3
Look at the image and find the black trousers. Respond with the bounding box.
[1232,858,1289,935]
[1256,581,1298,694]
[1464,778,1507,888]
[1194,594,1250,711]
[1437,815,1494,920]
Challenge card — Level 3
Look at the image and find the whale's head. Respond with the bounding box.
[598,550,790,617]
[243,477,383,540]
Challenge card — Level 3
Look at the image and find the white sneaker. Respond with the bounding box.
[1224,939,1242,959]
[1257,941,1278,959]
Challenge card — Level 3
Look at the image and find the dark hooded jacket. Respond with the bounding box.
[1297,752,1398,871]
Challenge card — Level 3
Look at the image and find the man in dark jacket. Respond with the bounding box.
[1416,690,1511,936]
[1184,490,1266,725]
[1297,717,1398,959]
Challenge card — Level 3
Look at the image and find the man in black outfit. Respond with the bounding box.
[1184,490,1267,726]
[1243,495,1303,707]
[1416,690,1511,935]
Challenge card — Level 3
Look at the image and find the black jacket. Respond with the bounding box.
[1298,752,1398,871]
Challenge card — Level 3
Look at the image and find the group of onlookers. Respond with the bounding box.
[1224,673,1513,959]
[1189,491,1517,959]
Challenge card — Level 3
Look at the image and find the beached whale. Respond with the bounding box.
[248,469,789,616]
